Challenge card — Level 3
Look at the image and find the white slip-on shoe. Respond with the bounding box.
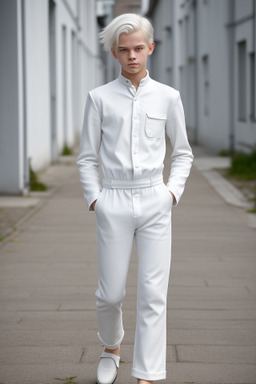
[96,350,120,384]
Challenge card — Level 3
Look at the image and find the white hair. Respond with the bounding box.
[99,13,154,52]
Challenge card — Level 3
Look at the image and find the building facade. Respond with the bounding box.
[0,0,104,195]
[147,0,256,153]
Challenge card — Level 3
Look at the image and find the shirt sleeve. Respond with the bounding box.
[165,92,194,206]
[76,92,102,210]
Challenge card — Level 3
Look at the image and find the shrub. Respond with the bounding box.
[62,145,73,156]
[29,166,47,191]
[228,150,256,180]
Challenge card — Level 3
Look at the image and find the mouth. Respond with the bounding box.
[128,63,138,67]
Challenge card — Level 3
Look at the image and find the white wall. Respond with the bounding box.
[24,0,103,171]
[25,0,51,171]
[148,0,256,153]
[0,0,104,194]
[0,0,26,194]
[197,0,230,151]
[233,0,256,151]
[148,0,173,86]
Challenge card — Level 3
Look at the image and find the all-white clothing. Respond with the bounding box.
[95,182,172,380]
[76,71,193,210]
[77,71,193,381]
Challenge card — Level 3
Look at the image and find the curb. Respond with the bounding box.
[193,157,256,230]
[0,157,78,247]
[0,199,47,249]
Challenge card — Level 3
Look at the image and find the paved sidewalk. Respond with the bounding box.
[0,147,256,384]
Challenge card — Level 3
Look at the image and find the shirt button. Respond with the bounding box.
[133,132,137,137]
[134,97,137,101]
[133,150,137,154]
[135,163,139,168]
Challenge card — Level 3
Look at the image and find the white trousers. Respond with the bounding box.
[94,178,173,381]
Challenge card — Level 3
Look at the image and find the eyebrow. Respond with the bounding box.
[118,44,146,49]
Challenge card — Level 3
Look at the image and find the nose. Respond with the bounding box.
[128,50,136,60]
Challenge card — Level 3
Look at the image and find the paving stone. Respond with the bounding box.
[0,346,83,365]
[176,345,256,364]
[165,362,256,383]
[167,328,256,346]
[0,363,97,384]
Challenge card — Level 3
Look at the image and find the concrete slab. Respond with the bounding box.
[0,363,98,384]
[0,346,83,365]
[0,197,40,208]
[203,169,252,208]
[193,156,231,171]
[176,344,256,364]
[193,152,256,228]
[0,144,256,384]
[165,361,256,383]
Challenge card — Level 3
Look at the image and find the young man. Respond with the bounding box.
[77,13,193,384]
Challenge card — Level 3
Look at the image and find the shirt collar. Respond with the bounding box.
[118,70,150,87]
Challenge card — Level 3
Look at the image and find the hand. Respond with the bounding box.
[91,200,97,211]
[170,191,175,204]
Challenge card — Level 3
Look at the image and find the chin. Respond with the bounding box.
[126,67,140,73]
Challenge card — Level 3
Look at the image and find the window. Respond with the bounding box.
[179,19,185,63]
[62,26,67,144]
[179,65,185,96]
[250,52,255,121]
[165,26,172,71]
[202,55,209,116]
[237,41,247,121]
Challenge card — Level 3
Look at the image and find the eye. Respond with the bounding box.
[136,47,143,51]
[119,49,127,52]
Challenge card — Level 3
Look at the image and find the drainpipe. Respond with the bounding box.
[21,0,29,190]
[253,0,256,123]
[227,0,235,154]
[193,0,199,145]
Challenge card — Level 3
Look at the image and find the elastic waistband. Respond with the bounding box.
[102,175,163,189]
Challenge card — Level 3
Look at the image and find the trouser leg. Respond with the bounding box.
[131,184,172,381]
[95,188,134,348]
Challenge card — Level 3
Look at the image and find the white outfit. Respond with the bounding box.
[77,71,193,381]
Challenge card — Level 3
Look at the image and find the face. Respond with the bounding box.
[111,30,155,80]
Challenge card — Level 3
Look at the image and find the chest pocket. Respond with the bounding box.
[145,113,167,139]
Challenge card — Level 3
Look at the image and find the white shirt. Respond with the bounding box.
[77,71,193,210]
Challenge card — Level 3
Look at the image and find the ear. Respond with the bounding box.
[148,42,155,56]
[111,48,118,59]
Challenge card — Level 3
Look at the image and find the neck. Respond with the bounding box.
[121,69,147,89]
